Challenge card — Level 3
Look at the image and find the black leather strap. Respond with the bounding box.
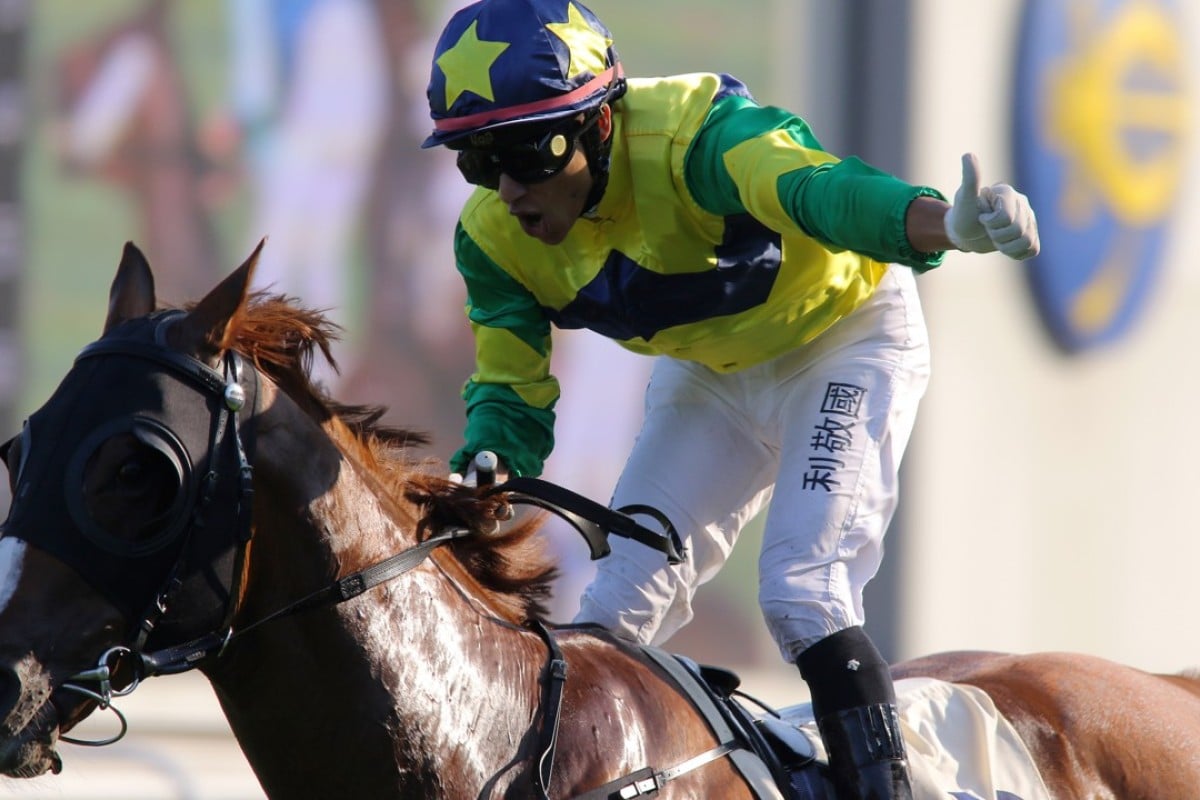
[487,477,686,564]
[531,621,568,798]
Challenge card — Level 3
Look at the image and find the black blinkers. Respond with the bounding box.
[0,311,258,626]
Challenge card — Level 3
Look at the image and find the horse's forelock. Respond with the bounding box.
[221,294,421,445]
[227,292,340,384]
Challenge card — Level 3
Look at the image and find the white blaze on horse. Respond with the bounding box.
[1,243,1199,798]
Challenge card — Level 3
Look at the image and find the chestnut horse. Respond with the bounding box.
[2,244,1200,798]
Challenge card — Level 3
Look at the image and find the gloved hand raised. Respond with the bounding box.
[943,153,1040,260]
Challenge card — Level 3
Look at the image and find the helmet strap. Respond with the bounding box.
[579,108,614,217]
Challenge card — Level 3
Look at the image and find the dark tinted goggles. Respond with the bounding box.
[455,114,599,189]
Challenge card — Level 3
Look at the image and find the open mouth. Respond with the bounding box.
[0,685,70,779]
[515,211,545,238]
[0,717,63,778]
[2,742,63,778]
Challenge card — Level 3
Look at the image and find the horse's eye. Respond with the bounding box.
[117,460,146,485]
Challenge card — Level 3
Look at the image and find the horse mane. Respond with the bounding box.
[198,291,558,623]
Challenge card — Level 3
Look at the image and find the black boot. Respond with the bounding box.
[795,627,914,800]
[816,703,912,800]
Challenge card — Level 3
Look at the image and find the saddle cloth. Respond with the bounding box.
[778,676,1054,800]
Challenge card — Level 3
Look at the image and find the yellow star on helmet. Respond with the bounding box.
[546,2,611,79]
[437,20,510,108]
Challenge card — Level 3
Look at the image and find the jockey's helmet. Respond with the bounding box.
[422,0,625,150]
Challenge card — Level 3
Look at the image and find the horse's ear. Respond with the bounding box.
[104,242,157,334]
[174,240,264,361]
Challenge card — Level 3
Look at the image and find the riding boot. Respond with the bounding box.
[815,702,912,800]
[795,626,914,800]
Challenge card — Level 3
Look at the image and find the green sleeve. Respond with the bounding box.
[451,223,558,477]
[684,95,946,272]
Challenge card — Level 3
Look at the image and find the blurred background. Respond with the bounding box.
[0,0,1196,797]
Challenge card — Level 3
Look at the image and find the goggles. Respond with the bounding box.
[455,113,600,189]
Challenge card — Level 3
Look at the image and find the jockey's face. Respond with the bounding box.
[495,144,593,245]
[455,106,611,245]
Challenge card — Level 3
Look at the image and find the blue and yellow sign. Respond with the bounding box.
[1015,0,1190,353]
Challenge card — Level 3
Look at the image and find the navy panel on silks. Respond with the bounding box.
[1013,0,1189,354]
[714,72,755,103]
[546,213,782,340]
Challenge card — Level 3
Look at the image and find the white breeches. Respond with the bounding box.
[574,266,931,661]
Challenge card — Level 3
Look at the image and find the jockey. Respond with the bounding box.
[422,2,1039,798]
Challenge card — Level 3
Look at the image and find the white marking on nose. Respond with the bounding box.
[0,537,26,613]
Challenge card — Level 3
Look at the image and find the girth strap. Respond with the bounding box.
[532,621,568,799]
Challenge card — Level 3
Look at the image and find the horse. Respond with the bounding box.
[2,243,1200,799]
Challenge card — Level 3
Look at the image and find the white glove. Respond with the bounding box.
[943,153,1040,260]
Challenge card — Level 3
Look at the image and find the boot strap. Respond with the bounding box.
[817,703,907,766]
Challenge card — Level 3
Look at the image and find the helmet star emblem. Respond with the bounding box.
[546,2,612,79]
[436,20,511,109]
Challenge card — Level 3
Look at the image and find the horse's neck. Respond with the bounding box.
[210,431,545,798]
[373,566,550,782]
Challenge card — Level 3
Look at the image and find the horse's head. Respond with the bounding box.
[0,241,264,777]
